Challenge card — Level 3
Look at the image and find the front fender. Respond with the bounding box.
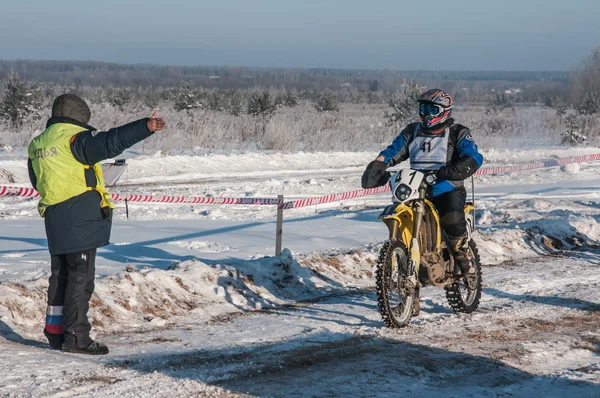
[380,203,415,248]
[379,200,442,251]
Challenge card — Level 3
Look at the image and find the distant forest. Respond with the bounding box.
[1,54,598,152]
[0,59,569,92]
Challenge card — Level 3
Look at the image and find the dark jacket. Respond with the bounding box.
[379,119,484,197]
[28,116,154,255]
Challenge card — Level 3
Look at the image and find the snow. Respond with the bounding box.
[561,163,581,173]
[0,146,599,396]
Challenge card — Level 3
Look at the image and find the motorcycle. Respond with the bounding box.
[375,168,482,328]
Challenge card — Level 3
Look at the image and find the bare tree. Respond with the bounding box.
[571,45,600,114]
[143,87,160,110]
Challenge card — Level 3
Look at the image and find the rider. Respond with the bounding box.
[362,88,483,277]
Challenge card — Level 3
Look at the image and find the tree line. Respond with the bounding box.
[0,59,568,91]
[0,46,598,143]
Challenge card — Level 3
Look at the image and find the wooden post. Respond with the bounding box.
[275,195,284,256]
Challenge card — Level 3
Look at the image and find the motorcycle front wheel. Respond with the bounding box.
[375,239,416,328]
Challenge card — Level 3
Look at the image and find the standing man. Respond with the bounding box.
[28,94,166,355]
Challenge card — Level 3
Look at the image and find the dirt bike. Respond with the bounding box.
[375,168,482,328]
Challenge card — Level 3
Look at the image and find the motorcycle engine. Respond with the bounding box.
[420,252,447,285]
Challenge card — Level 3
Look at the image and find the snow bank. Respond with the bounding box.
[1,206,597,335]
[475,202,600,264]
[0,248,378,334]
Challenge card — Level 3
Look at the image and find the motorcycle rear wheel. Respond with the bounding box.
[445,240,482,313]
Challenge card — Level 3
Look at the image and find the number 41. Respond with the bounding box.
[421,141,431,153]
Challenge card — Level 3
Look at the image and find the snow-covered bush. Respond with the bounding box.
[561,130,587,145]
[560,112,586,145]
[0,70,44,127]
[577,91,600,115]
[107,87,136,111]
[247,90,277,118]
[226,90,245,116]
[174,83,205,112]
[284,89,300,107]
[314,89,338,112]
[383,80,424,127]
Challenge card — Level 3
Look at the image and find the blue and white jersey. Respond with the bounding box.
[379,119,484,197]
[409,124,451,171]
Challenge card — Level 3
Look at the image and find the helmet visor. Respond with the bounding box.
[419,102,443,117]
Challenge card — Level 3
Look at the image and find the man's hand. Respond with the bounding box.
[147,110,166,132]
[375,155,385,162]
[361,160,390,189]
[424,171,438,185]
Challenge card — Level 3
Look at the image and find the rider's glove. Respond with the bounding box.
[361,160,390,189]
[424,171,438,185]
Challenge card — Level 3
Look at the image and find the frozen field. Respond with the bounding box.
[0,146,598,397]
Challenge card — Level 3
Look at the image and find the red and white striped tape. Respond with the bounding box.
[0,186,279,206]
[0,186,38,198]
[3,152,600,209]
[109,193,280,205]
[474,152,600,176]
[280,186,390,210]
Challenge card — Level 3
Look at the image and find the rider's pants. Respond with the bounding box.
[429,186,467,239]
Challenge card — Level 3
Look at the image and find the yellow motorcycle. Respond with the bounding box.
[376,169,482,328]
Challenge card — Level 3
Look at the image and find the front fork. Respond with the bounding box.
[408,186,427,287]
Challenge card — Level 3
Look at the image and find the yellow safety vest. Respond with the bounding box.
[28,123,114,217]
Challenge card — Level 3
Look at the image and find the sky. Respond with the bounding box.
[0,0,598,71]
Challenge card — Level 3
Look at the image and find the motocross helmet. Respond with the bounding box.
[418,89,453,130]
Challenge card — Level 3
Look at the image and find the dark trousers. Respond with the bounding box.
[47,248,97,348]
[429,187,467,238]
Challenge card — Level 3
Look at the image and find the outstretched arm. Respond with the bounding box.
[71,112,166,165]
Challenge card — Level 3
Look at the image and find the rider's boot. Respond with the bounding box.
[412,286,420,317]
[448,234,475,276]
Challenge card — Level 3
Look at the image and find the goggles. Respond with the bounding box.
[419,102,444,117]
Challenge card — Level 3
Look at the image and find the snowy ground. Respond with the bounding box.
[0,146,599,396]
